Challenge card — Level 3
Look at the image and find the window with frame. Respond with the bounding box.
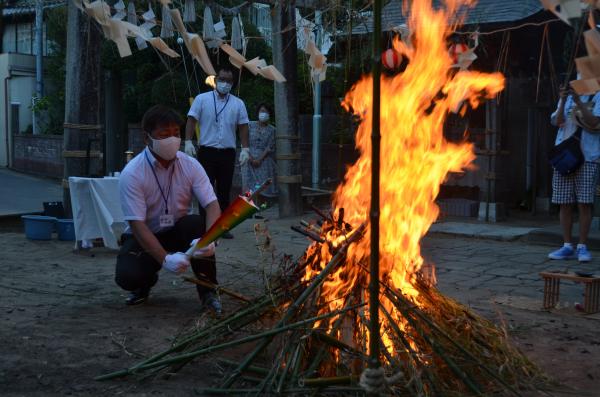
[2,21,51,55]
[2,24,16,53]
[17,23,33,54]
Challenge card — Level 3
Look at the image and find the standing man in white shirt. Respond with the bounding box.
[184,67,250,239]
[116,105,222,313]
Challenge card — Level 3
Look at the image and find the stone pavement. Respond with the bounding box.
[430,218,600,250]
[422,234,600,315]
[429,221,537,241]
[527,223,600,250]
[0,168,62,217]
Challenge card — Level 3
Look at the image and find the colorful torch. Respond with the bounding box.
[185,178,272,256]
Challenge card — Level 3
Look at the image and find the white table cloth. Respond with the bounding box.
[69,177,125,249]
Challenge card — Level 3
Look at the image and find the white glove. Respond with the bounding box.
[239,147,250,165]
[189,240,216,258]
[162,253,190,274]
[184,140,197,157]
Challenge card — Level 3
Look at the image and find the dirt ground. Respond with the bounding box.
[1,216,600,396]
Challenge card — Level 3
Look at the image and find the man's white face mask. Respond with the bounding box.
[216,81,232,95]
[148,135,181,161]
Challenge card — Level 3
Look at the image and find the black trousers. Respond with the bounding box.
[198,146,236,210]
[114,214,217,297]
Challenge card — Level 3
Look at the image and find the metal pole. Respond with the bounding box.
[368,0,382,395]
[33,0,44,135]
[312,10,322,188]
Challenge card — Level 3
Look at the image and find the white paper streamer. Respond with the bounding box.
[231,15,242,50]
[112,0,126,20]
[183,0,196,22]
[126,1,137,24]
[202,6,215,40]
[136,35,148,50]
[160,5,173,38]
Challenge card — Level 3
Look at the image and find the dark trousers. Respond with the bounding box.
[198,146,236,210]
[114,214,217,297]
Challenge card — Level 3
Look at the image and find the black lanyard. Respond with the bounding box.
[144,151,174,215]
[213,91,230,123]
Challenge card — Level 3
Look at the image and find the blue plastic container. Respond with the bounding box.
[57,219,76,241]
[21,215,57,240]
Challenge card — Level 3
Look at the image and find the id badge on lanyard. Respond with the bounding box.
[145,151,176,229]
[160,214,175,228]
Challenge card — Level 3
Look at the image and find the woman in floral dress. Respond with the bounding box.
[241,103,278,199]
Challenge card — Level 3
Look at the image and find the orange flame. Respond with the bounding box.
[301,0,504,358]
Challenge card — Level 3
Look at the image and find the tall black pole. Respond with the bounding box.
[368,0,382,395]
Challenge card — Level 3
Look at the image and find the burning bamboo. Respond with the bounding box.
[98,0,551,394]
[99,212,545,394]
[220,223,366,389]
[290,225,326,243]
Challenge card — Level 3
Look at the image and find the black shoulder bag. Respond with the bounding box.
[548,127,584,176]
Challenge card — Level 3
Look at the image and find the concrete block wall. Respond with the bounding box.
[12,134,63,179]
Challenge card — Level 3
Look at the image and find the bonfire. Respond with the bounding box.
[97,0,548,395]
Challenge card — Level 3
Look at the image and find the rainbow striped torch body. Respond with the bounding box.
[185,178,272,257]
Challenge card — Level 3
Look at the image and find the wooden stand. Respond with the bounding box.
[540,271,600,313]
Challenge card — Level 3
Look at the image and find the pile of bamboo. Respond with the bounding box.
[96,215,548,396]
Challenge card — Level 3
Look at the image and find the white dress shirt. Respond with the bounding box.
[551,92,600,162]
[119,147,217,233]
[187,90,249,149]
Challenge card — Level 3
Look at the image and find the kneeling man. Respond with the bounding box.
[115,105,222,313]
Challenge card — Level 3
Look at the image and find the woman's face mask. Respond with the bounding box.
[148,135,181,160]
[258,112,270,122]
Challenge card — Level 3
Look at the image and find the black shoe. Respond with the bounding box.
[253,214,264,219]
[222,231,234,239]
[201,291,222,316]
[126,288,149,306]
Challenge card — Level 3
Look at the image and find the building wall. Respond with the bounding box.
[12,133,63,178]
[0,53,36,167]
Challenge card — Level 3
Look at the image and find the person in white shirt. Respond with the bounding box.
[548,87,600,263]
[184,67,250,239]
[116,105,222,312]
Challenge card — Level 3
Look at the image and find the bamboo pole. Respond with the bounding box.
[255,339,292,395]
[182,276,251,302]
[276,338,299,393]
[385,286,521,396]
[289,339,305,388]
[241,375,265,384]
[96,294,278,381]
[313,332,366,359]
[198,386,366,395]
[368,0,383,395]
[303,297,354,377]
[96,303,365,380]
[379,301,430,395]
[383,290,483,395]
[217,359,270,376]
[220,223,366,389]
[300,375,358,387]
